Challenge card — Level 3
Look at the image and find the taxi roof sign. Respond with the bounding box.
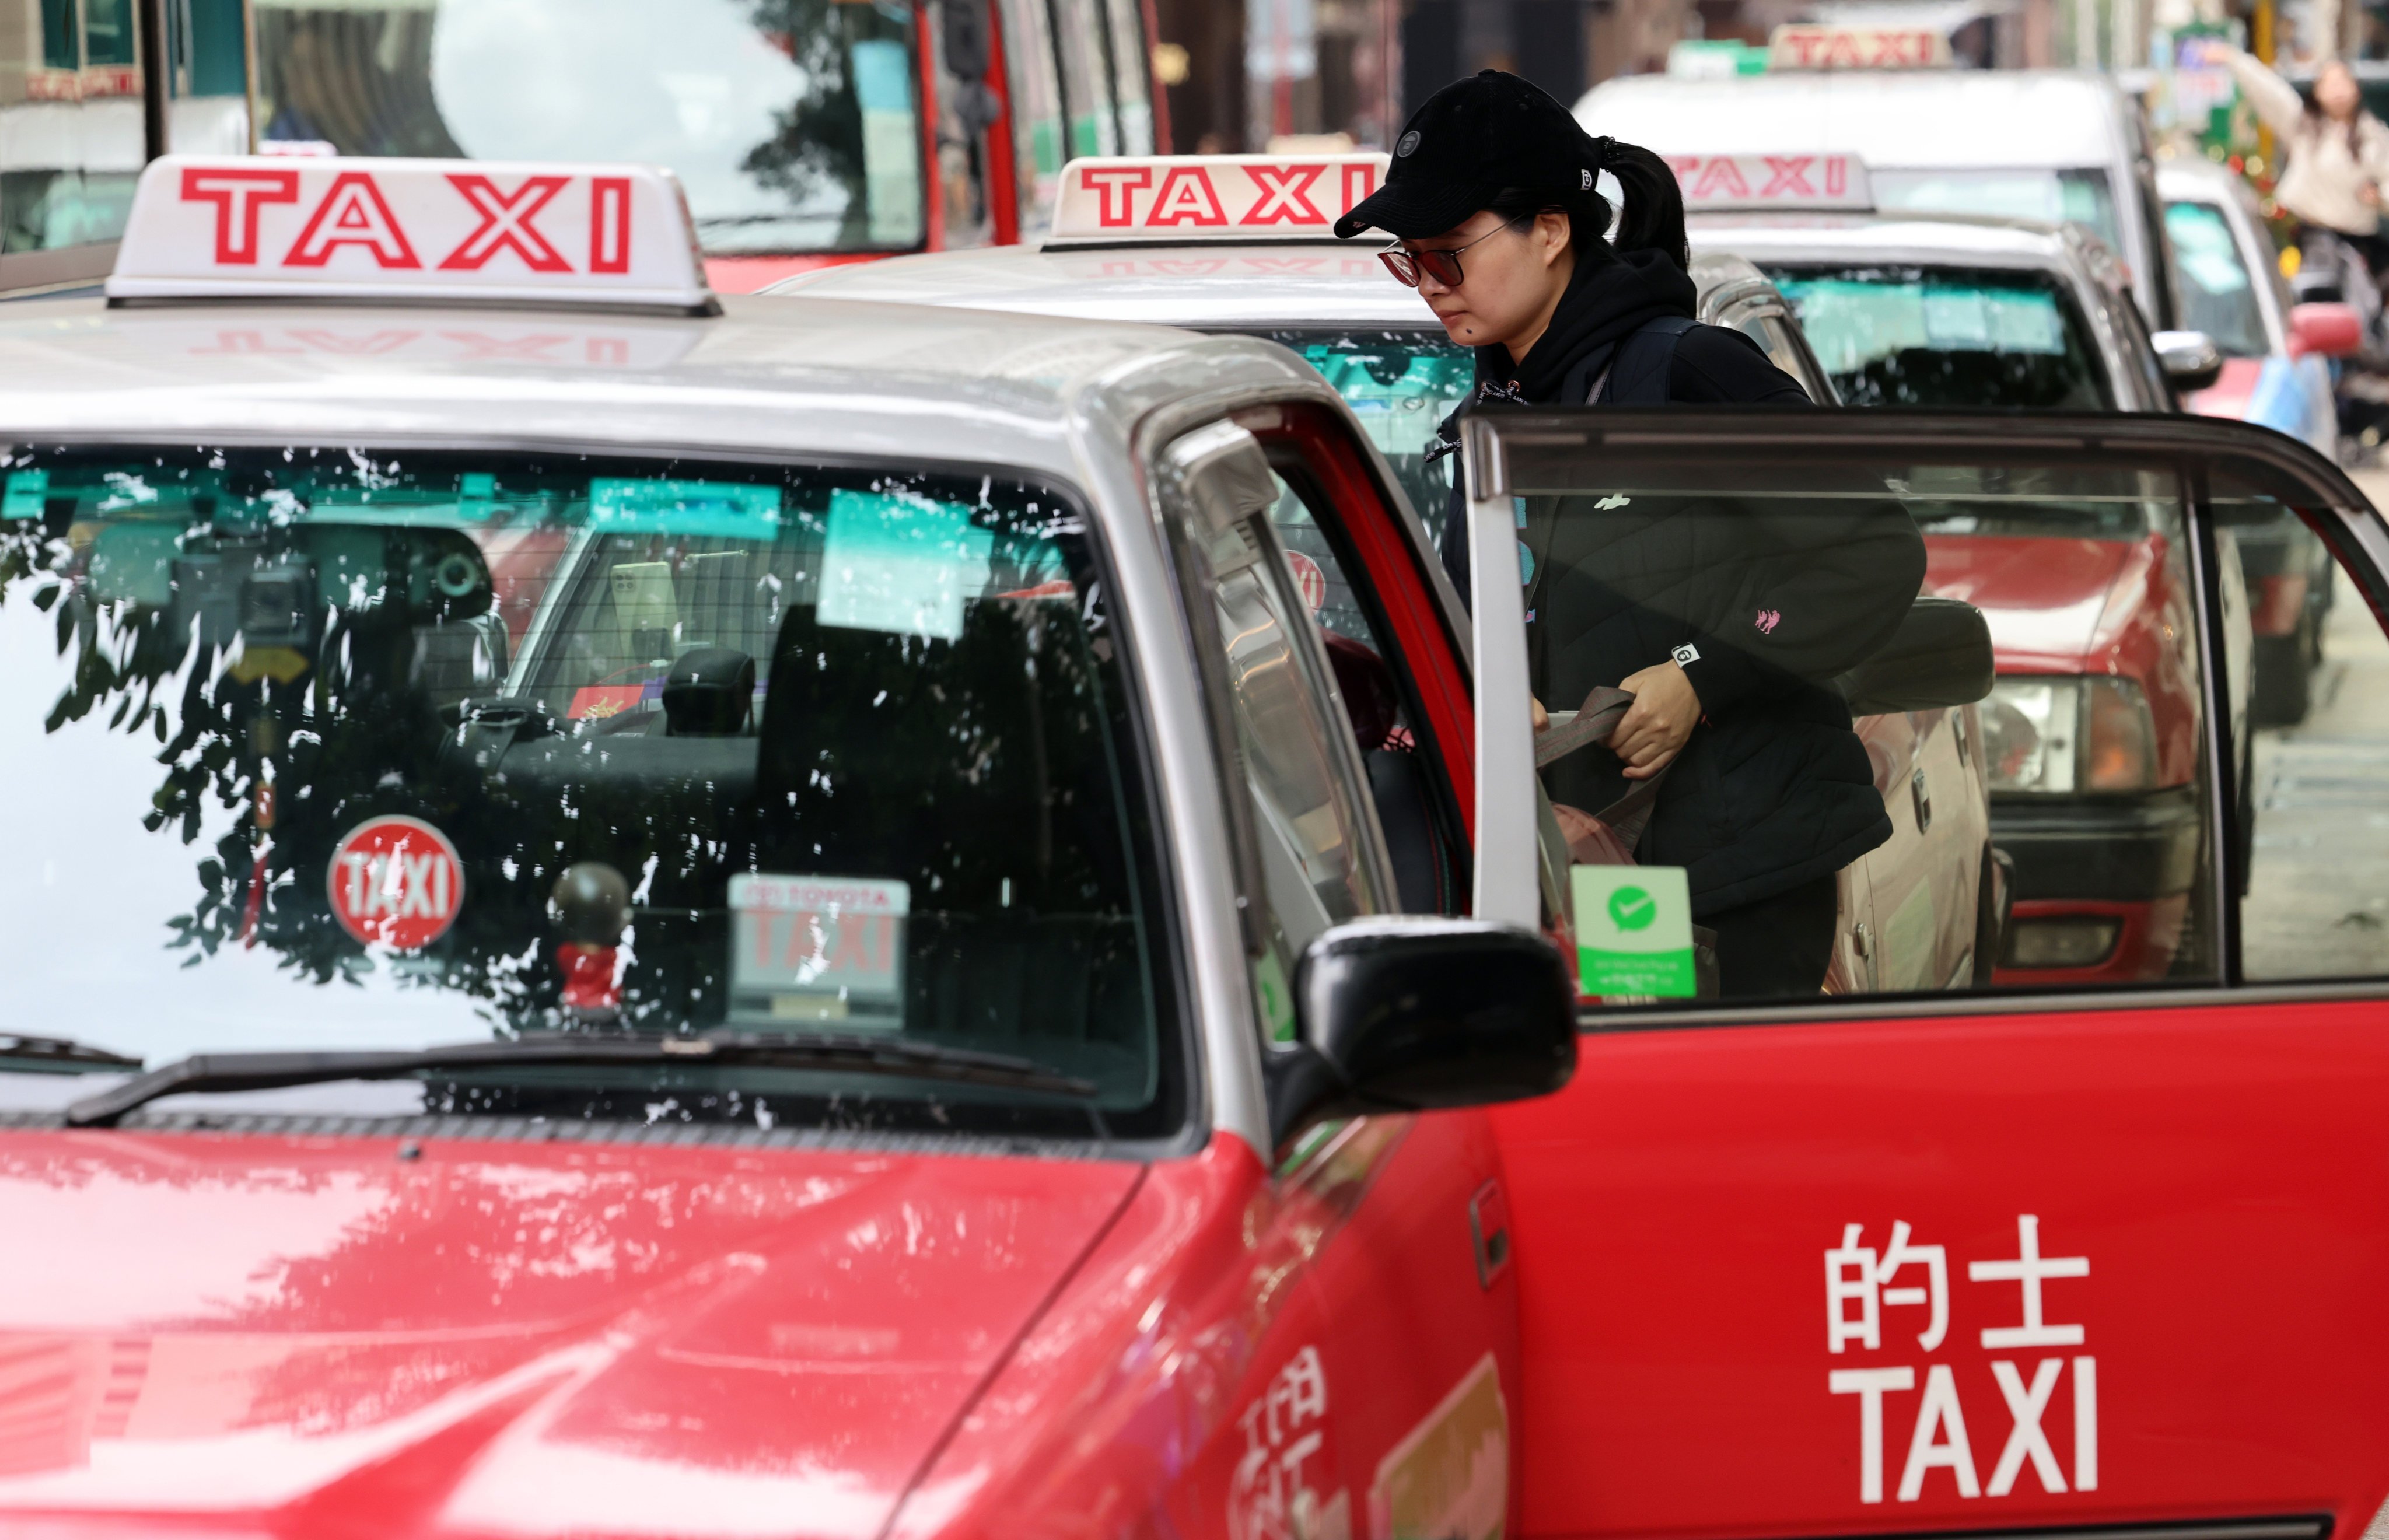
[1766,23,1954,68]
[1669,153,1873,212]
[107,156,717,313]
[1050,155,1390,245]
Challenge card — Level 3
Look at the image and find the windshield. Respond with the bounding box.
[1260,330,1475,542]
[2165,199,2270,358]
[1770,265,2112,410]
[251,0,925,255]
[1870,167,2122,254]
[0,447,1176,1136]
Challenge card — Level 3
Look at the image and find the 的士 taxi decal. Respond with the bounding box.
[106,156,716,313]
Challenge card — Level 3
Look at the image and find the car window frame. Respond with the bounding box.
[1456,404,2389,1027]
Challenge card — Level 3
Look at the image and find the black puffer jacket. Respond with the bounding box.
[1438,241,1924,915]
[1527,491,1923,914]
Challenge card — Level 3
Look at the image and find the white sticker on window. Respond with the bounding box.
[727,873,910,1027]
[816,488,994,641]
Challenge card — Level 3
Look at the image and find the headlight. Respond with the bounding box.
[1981,677,2157,793]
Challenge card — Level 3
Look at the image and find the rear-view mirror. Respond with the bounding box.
[2152,329,2225,391]
[2289,302,2363,359]
[1836,596,1994,714]
[1264,919,1576,1148]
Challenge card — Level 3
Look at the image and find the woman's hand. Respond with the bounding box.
[1608,662,1701,780]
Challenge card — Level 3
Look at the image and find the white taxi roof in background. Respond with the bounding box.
[1669,153,1873,212]
[1050,155,1390,245]
[107,156,716,313]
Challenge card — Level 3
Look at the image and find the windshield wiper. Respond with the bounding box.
[0,1034,144,1074]
[62,1031,1099,1129]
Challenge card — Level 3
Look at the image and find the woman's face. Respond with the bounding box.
[2318,61,2363,120]
[1404,209,1573,350]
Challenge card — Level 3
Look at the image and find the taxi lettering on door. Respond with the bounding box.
[1827,1216,2094,1506]
[108,156,712,310]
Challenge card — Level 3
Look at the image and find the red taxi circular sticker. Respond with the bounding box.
[1285,551,1328,614]
[327,816,465,950]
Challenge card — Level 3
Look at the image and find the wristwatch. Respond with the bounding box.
[1671,643,1701,668]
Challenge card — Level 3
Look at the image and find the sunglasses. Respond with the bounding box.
[1377,222,1520,289]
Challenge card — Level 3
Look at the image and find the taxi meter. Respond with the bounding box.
[107,156,716,312]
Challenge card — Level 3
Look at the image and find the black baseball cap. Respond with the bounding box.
[1335,69,1607,240]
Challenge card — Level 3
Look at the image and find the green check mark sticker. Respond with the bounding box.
[1573,865,1696,999]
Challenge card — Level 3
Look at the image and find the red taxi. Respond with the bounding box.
[1,152,2387,1540]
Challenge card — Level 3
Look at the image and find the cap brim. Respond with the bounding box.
[1332,177,1502,240]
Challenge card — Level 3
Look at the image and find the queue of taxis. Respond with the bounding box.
[6,152,2389,1540]
[775,152,2002,996]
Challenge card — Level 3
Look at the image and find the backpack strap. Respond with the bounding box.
[1596,314,1700,405]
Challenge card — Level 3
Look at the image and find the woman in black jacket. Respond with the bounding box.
[1335,70,1926,998]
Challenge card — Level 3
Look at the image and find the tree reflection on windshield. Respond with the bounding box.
[0,447,1175,1134]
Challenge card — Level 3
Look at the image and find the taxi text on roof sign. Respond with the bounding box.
[107,156,717,314]
[1667,154,1873,212]
[1766,22,1954,68]
[1050,155,1390,244]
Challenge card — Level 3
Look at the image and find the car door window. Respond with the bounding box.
[1471,418,2224,1005]
[1160,422,1393,1038]
[2228,495,2389,981]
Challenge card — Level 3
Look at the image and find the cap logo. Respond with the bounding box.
[1397,130,1422,157]
[1582,168,1595,190]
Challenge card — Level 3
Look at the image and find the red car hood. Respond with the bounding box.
[0,1132,1142,1538]
[1924,533,2139,668]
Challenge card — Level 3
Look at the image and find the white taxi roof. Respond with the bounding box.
[1578,71,2132,172]
[0,291,1321,487]
[109,156,715,313]
[766,228,1785,331]
[1685,210,2090,272]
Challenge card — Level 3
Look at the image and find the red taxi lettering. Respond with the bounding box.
[1082,166,1153,226]
[179,167,299,264]
[1149,166,1227,226]
[439,173,572,272]
[285,328,419,355]
[1688,158,1752,200]
[1827,1216,2097,1506]
[285,172,421,269]
[1241,163,1327,225]
[589,175,632,272]
[1340,159,1378,211]
[1761,156,1818,198]
[326,816,464,950]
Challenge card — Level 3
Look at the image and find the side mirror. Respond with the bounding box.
[1264,918,1577,1149]
[2150,329,2225,393]
[1835,596,1994,714]
[2289,301,2363,358]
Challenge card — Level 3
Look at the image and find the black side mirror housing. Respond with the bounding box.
[1835,596,1994,715]
[1265,919,1577,1149]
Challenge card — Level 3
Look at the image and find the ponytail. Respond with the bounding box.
[1602,139,1690,272]
[1479,136,1690,274]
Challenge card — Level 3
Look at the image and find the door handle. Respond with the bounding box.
[1469,1180,1511,1288]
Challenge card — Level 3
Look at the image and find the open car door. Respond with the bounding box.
[1458,410,2389,1540]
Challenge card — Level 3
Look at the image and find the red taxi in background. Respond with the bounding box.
[4,152,2389,1540]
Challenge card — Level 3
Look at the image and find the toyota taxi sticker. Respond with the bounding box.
[327,815,465,950]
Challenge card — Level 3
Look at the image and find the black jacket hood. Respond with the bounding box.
[1476,243,1699,404]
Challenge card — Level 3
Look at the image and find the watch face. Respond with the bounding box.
[1673,643,1701,666]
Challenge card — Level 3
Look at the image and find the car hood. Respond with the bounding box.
[0,1130,1142,1538]
[1925,533,2139,667]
